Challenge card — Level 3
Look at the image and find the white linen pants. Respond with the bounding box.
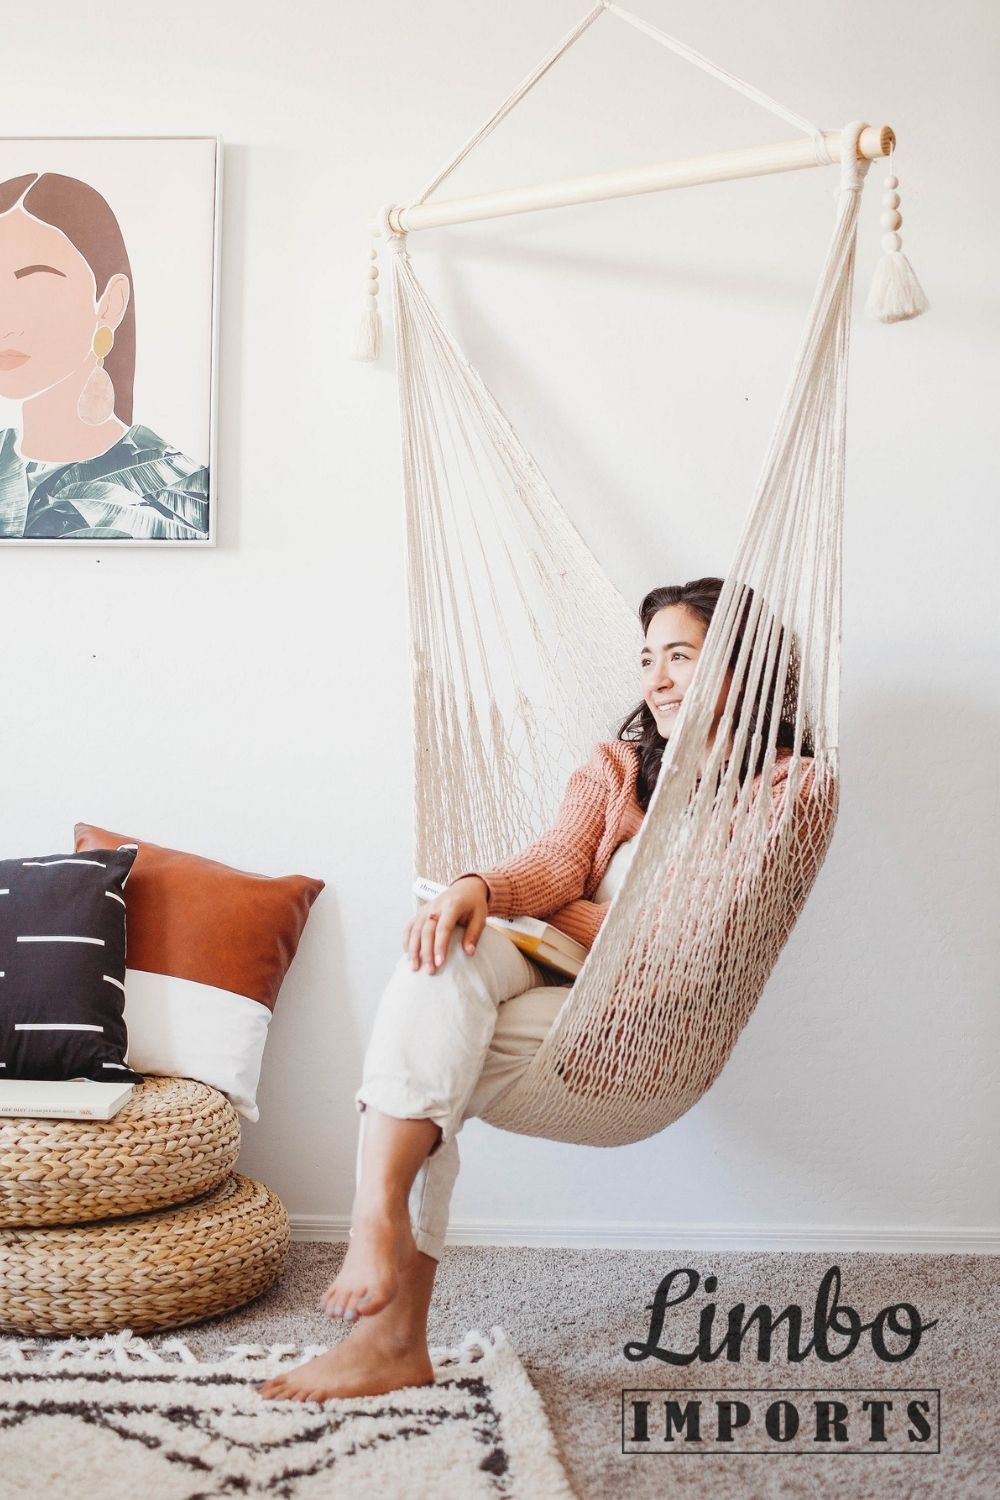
[353,921,572,1260]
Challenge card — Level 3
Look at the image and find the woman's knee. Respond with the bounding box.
[383,919,535,1003]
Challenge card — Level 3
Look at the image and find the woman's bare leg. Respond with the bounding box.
[326,1109,441,1319]
[257,1109,441,1402]
[257,1247,438,1402]
[255,935,560,1404]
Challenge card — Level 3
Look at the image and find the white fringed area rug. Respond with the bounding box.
[0,1325,576,1499]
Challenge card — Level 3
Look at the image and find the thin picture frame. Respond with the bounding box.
[0,135,222,547]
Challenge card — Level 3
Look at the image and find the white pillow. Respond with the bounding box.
[74,822,324,1123]
[121,969,272,1121]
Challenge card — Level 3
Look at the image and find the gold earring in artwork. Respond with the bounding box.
[77,325,116,425]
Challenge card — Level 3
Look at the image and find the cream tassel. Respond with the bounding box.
[353,304,382,361]
[865,163,928,323]
[353,221,383,361]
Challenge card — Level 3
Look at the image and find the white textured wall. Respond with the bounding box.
[2,0,996,1249]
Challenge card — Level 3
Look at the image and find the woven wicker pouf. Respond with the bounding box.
[0,1076,241,1227]
[0,1172,291,1335]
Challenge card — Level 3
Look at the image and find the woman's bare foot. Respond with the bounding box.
[256,1240,439,1404]
[256,1318,434,1403]
[256,1110,442,1404]
[321,1199,416,1323]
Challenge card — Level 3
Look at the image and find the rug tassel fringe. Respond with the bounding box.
[0,1330,336,1365]
[0,1330,507,1368]
[0,1329,196,1366]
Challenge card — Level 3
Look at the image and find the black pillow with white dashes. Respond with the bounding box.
[0,847,145,1083]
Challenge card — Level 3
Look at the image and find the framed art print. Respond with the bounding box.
[0,135,221,545]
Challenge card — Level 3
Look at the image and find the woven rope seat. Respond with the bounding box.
[0,1171,290,1336]
[0,1077,241,1228]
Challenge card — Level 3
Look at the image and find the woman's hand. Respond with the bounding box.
[403,876,490,975]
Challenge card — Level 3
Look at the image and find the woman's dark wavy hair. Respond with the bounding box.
[616,577,808,812]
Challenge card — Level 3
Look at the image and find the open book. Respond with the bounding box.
[413,876,586,979]
[0,1079,136,1120]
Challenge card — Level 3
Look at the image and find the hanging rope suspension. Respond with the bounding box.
[355,5,927,1149]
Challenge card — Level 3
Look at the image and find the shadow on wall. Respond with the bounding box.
[703,688,999,1223]
[457,690,998,1235]
[242,689,997,1231]
[239,889,365,1168]
[427,248,652,591]
[213,142,248,553]
[411,236,811,600]
[434,226,825,309]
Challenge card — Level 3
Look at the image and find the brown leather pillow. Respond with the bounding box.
[74,822,324,1120]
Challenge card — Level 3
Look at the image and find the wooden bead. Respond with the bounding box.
[881,190,901,210]
[881,231,902,253]
[880,209,902,231]
[366,266,379,280]
[365,284,379,298]
[884,174,899,189]
[368,247,378,260]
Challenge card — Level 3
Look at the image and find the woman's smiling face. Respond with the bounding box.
[0,206,115,399]
[641,603,731,740]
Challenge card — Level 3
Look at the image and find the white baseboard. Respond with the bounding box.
[289,1214,1000,1255]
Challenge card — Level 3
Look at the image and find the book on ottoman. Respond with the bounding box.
[0,1079,135,1120]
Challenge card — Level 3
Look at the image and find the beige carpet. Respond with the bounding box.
[84,1243,998,1499]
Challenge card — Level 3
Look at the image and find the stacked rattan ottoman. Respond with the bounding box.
[0,1076,290,1336]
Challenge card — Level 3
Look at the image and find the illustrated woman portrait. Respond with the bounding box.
[0,172,209,540]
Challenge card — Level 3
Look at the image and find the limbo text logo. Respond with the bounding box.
[620,1266,941,1459]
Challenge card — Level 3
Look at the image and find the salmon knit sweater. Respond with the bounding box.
[453,739,810,951]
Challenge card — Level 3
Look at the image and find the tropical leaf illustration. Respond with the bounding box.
[0,428,30,536]
[0,422,210,541]
[33,495,205,540]
[56,481,146,508]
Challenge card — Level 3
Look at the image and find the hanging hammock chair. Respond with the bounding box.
[356,4,926,1150]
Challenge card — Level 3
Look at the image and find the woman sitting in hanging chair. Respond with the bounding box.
[257,575,823,1405]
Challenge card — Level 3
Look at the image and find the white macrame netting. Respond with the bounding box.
[382,35,871,1145]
